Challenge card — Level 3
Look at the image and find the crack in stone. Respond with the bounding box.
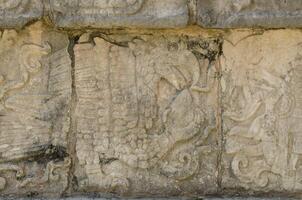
[64,34,80,195]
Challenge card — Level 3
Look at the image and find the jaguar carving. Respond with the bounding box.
[73,34,221,195]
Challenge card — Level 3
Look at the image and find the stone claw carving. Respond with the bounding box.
[0,164,24,191]
[18,157,71,189]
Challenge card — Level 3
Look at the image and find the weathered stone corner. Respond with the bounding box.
[0,0,43,28]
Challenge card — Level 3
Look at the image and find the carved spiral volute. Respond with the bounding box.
[160,145,200,181]
[20,43,51,74]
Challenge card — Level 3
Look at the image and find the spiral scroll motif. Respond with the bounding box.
[0,164,24,191]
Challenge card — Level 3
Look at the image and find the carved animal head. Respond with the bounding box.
[129,37,206,141]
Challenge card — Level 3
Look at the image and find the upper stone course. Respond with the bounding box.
[197,0,302,28]
[2,0,302,29]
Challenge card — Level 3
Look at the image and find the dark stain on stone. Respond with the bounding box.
[27,144,68,164]
[187,37,223,63]
[26,191,39,198]
[99,156,118,165]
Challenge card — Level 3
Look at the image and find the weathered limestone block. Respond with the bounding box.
[197,0,302,28]
[73,33,222,196]
[0,0,43,28]
[47,0,189,29]
[222,30,302,193]
[0,22,71,196]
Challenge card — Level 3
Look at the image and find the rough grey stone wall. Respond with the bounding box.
[1,0,302,199]
[197,0,302,28]
[3,0,302,29]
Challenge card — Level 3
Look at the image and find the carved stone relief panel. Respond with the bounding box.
[197,0,302,28]
[222,30,302,193]
[73,33,222,196]
[0,0,43,28]
[0,22,71,197]
[48,0,189,29]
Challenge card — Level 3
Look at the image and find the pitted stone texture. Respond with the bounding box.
[48,0,189,29]
[0,22,71,197]
[73,33,221,196]
[0,0,43,28]
[222,30,302,193]
[197,0,302,28]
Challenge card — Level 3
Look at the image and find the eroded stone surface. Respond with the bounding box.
[47,0,189,29]
[0,22,71,196]
[0,0,43,28]
[222,30,302,193]
[73,33,221,196]
[197,0,302,28]
[3,0,302,29]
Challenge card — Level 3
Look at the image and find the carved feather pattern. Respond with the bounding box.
[0,46,71,162]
